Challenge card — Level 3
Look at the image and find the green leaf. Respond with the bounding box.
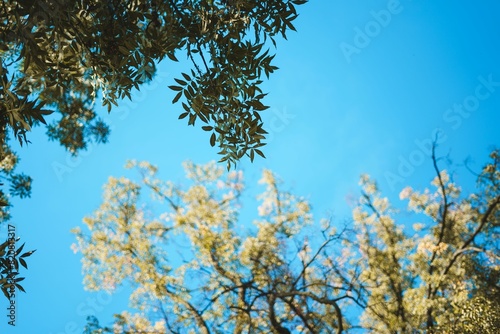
[168,85,183,92]
[255,149,266,159]
[19,258,27,269]
[210,132,216,147]
[174,78,187,86]
[167,53,178,61]
[20,250,36,258]
[178,112,189,120]
[198,111,208,124]
[15,243,25,256]
[172,91,182,104]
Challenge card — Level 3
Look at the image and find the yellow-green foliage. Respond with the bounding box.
[74,150,500,333]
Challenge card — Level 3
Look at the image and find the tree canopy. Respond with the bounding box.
[0,0,307,222]
[73,149,500,333]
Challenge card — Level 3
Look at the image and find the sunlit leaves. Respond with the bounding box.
[75,150,500,332]
[348,150,500,332]
[74,160,346,333]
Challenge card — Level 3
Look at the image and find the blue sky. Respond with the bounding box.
[2,1,500,332]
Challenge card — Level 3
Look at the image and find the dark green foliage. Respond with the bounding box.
[0,0,307,223]
[0,237,35,300]
[0,136,31,221]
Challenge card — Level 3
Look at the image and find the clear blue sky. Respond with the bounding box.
[2,1,500,332]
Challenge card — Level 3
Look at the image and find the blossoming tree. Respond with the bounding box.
[344,148,500,333]
[74,149,500,333]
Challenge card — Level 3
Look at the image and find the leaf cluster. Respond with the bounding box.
[0,131,32,221]
[0,0,307,223]
[75,149,500,333]
[0,237,35,300]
